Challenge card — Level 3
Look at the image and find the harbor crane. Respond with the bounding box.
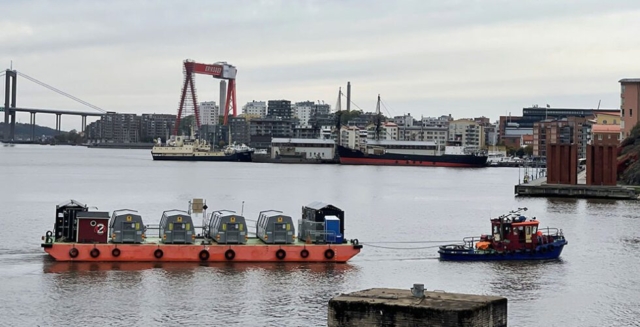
[174,59,238,135]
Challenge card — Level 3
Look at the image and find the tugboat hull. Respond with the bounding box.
[438,241,567,261]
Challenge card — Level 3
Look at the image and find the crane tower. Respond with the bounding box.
[174,59,238,135]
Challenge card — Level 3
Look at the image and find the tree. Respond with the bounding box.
[516,147,525,158]
[52,129,85,145]
[339,110,363,125]
[523,145,533,156]
[179,115,195,136]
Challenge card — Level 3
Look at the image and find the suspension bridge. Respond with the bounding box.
[1,69,108,142]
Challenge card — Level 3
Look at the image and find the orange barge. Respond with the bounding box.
[41,199,362,263]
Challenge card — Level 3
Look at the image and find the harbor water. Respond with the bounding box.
[1,145,639,326]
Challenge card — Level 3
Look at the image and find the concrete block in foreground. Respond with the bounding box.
[328,285,507,327]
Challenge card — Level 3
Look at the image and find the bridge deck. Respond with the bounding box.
[1,107,104,116]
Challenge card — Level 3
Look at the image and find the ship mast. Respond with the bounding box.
[334,87,343,146]
[375,94,382,141]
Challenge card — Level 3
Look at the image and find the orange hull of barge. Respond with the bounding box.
[43,243,361,263]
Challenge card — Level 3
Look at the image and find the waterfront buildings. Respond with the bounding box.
[498,107,618,144]
[87,112,168,143]
[248,118,295,148]
[532,117,590,158]
[140,114,175,142]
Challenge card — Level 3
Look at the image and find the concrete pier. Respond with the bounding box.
[328,285,507,327]
[515,173,639,200]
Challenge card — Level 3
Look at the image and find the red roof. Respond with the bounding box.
[594,111,620,116]
[592,124,620,133]
[521,134,534,142]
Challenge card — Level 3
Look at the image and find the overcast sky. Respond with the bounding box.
[2,0,639,130]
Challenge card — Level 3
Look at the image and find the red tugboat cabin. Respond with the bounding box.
[477,213,547,253]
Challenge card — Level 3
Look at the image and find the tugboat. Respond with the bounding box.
[438,207,568,261]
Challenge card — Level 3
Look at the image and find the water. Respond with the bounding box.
[1,145,639,326]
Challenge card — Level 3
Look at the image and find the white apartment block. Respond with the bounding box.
[448,119,485,149]
[242,100,267,118]
[199,101,219,126]
[294,103,313,127]
[367,122,398,140]
[340,126,361,150]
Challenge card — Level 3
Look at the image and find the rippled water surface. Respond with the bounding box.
[1,145,640,326]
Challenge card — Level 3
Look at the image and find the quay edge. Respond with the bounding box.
[328,286,507,327]
[514,183,639,200]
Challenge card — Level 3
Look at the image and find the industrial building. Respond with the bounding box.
[270,138,335,160]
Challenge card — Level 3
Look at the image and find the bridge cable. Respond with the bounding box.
[379,97,394,117]
[16,71,107,113]
[339,91,365,112]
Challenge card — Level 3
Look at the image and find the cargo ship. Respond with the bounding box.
[151,135,253,162]
[336,143,488,167]
[438,207,568,261]
[41,199,362,263]
[335,94,487,168]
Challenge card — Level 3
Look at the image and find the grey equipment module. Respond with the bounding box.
[298,201,345,244]
[159,210,195,244]
[208,210,248,244]
[256,210,295,244]
[109,209,145,243]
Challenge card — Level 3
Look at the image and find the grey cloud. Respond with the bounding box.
[2,0,639,131]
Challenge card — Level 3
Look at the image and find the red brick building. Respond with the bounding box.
[592,124,620,146]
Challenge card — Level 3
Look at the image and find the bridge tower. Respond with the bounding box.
[3,69,17,142]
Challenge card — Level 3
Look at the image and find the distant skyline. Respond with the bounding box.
[1,0,637,130]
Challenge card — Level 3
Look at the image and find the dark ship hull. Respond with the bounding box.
[151,151,253,162]
[336,145,487,168]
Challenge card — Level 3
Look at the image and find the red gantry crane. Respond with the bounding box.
[174,59,238,135]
